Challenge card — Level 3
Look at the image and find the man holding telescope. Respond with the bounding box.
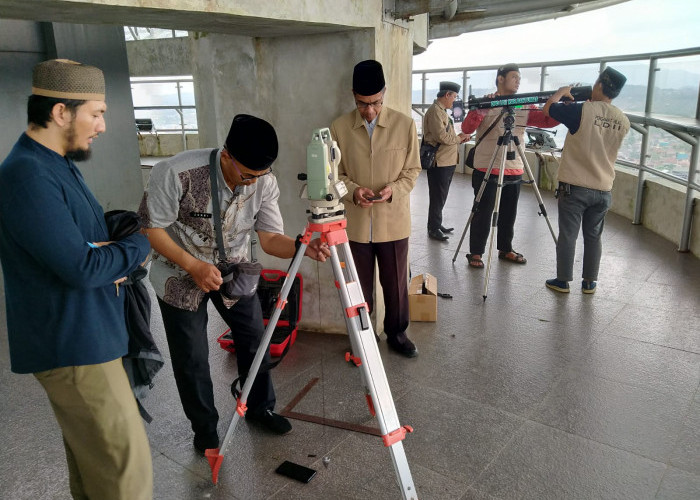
[461,63,559,268]
[543,67,630,294]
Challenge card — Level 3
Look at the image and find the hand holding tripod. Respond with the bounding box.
[452,107,558,300]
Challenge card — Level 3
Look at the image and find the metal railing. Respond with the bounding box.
[131,77,197,151]
[413,47,700,252]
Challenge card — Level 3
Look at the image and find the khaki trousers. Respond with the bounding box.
[35,358,153,500]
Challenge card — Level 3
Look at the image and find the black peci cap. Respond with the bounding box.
[352,60,386,96]
[224,114,278,171]
[599,66,627,95]
[437,81,461,97]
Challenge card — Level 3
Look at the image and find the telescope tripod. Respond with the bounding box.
[206,217,418,500]
[452,107,558,300]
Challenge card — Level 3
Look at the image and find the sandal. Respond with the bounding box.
[498,251,527,264]
[466,254,484,269]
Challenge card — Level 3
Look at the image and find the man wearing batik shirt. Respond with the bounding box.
[139,114,329,454]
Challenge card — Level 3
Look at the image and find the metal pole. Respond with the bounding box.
[679,143,698,252]
[679,90,700,252]
[176,81,187,151]
[540,65,547,92]
[462,69,468,102]
[633,57,659,224]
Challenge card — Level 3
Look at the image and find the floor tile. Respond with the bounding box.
[532,369,689,461]
[473,421,666,500]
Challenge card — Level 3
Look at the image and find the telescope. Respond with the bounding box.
[467,86,592,110]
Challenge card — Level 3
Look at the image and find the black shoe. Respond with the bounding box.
[386,334,418,358]
[193,431,219,455]
[440,225,454,233]
[246,409,292,435]
[428,229,449,241]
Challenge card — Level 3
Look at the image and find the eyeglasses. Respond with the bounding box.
[355,98,384,110]
[224,148,272,181]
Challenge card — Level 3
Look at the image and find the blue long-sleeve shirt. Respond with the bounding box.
[0,133,150,373]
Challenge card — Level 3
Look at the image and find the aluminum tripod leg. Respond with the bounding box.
[205,241,308,484]
[452,143,502,263]
[207,219,418,499]
[481,135,510,301]
[321,222,418,499]
[514,139,558,245]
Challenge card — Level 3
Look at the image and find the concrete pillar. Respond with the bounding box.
[190,23,416,334]
[45,22,144,211]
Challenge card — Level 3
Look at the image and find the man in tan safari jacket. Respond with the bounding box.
[422,81,469,241]
[330,59,421,358]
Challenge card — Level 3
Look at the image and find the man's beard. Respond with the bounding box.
[64,122,92,162]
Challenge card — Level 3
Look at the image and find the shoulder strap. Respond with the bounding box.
[474,113,502,148]
[208,149,227,263]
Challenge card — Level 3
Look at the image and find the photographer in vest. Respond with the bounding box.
[543,67,630,294]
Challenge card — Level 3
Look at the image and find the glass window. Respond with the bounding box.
[130,76,197,135]
[422,71,464,100]
[543,63,600,91]
[652,54,700,118]
[124,27,188,41]
[465,69,497,98]
[412,73,429,116]
[646,128,693,181]
[130,79,194,107]
[517,67,542,93]
[604,60,649,113]
[618,126,642,164]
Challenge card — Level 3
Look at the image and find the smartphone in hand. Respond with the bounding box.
[275,460,317,483]
[366,194,382,201]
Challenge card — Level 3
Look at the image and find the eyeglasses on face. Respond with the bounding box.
[224,148,272,181]
[355,98,384,110]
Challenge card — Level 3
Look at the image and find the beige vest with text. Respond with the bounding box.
[558,101,630,191]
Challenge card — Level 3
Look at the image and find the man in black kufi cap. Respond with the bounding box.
[461,63,560,269]
[543,66,630,294]
[139,114,330,452]
[422,81,470,241]
[330,59,422,358]
[0,59,153,499]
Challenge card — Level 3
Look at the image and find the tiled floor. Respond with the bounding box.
[1,170,699,499]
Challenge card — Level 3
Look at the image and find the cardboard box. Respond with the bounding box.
[409,273,437,322]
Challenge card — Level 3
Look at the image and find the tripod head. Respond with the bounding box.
[298,128,348,222]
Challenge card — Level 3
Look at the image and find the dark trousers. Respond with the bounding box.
[427,164,456,231]
[349,238,410,338]
[157,293,275,436]
[469,169,522,255]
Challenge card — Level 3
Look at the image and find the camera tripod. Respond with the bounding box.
[452,107,558,300]
[205,216,418,500]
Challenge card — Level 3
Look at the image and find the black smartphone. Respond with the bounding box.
[275,460,317,483]
[366,195,382,201]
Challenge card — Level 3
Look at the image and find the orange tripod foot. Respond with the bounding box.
[205,448,224,484]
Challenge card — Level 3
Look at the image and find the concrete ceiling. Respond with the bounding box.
[0,0,629,40]
[394,0,631,39]
[0,1,357,38]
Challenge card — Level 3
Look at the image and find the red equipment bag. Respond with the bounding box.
[217,269,303,357]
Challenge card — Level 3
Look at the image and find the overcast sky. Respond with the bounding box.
[413,0,700,70]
